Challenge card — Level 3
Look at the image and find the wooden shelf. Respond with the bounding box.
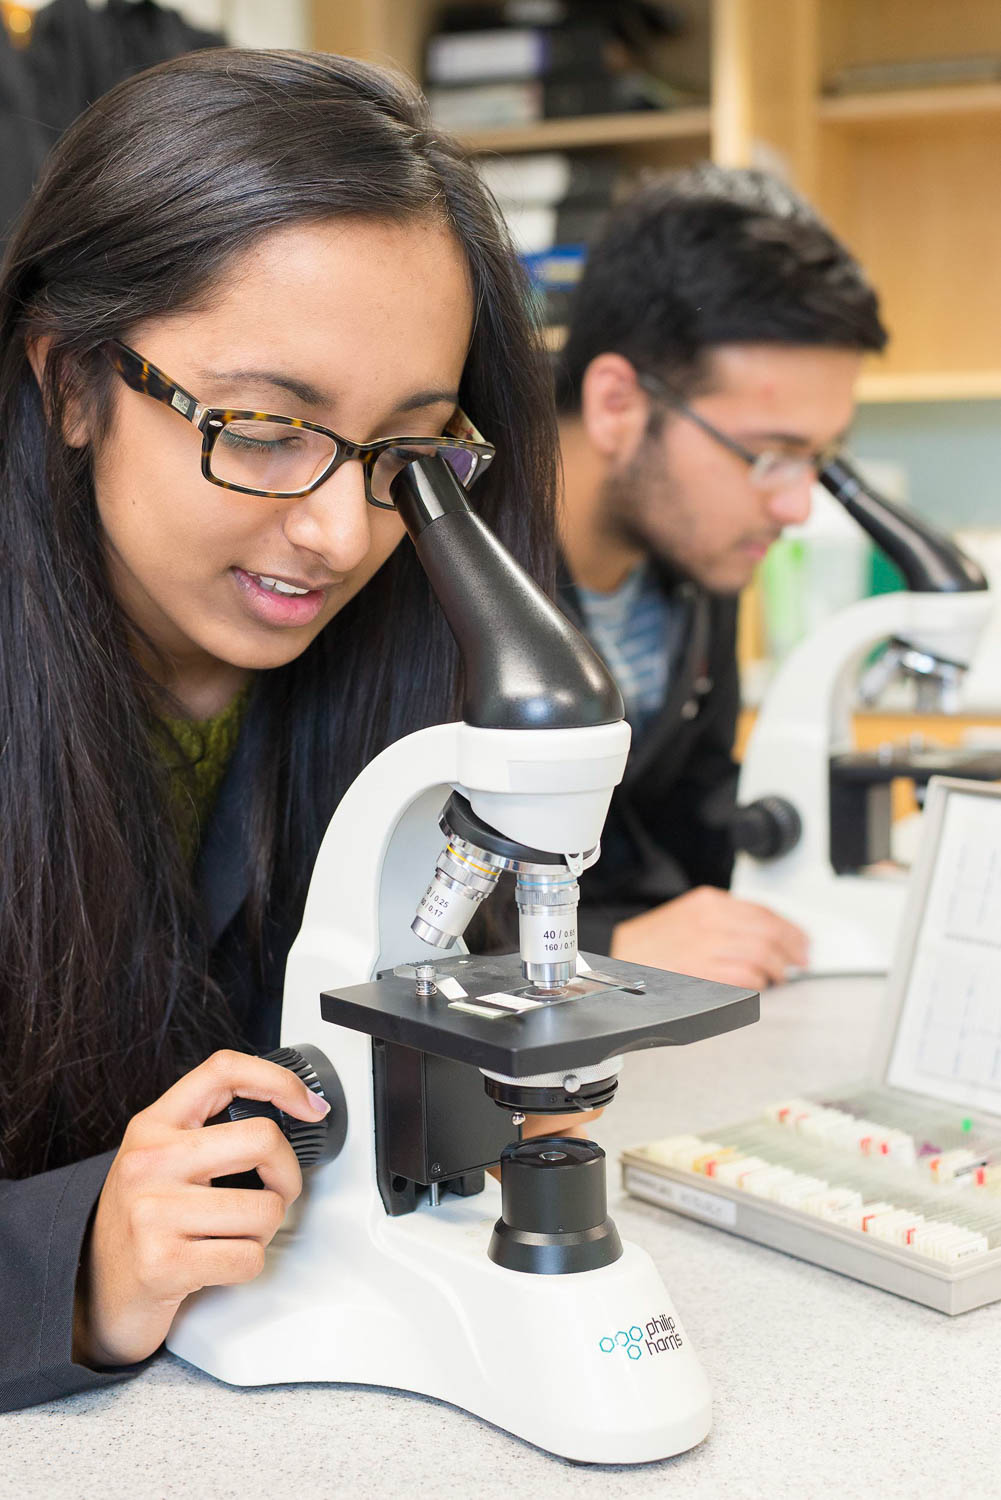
[855,370,1001,404]
[819,82,1001,126]
[539,334,1001,404]
[455,106,711,155]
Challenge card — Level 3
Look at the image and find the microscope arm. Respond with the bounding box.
[733,463,993,971]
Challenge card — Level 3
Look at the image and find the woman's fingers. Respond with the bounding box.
[78,1052,328,1370]
[144,1185,289,1243]
[175,1237,269,1289]
[140,1048,330,1132]
[131,1230,271,1301]
[148,1118,304,1204]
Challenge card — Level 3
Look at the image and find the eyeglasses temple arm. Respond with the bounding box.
[106,343,203,426]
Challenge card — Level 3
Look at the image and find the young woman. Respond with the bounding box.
[0,48,561,1410]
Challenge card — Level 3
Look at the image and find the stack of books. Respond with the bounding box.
[425,17,669,130]
[477,150,615,253]
[476,151,616,325]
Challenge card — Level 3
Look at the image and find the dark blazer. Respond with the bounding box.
[561,565,741,954]
[0,732,271,1413]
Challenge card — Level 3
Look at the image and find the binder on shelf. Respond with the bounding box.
[500,202,607,256]
[476,151,618,208]
[428,73,662,130]
[426,23,611,86]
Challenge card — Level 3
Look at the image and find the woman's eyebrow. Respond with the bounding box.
[194,366,458,417]
[393,387,460,415]
[195,366,329,407]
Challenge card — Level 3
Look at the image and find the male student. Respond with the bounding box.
[556,165,887,990]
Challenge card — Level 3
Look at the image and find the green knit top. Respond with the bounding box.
[159,684,252,865]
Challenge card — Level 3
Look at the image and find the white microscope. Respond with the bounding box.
[732,456,995,975]
[167,455,758,1464]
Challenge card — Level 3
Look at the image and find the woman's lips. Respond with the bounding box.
[231,566,330,627]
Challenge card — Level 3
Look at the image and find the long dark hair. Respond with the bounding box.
[0,49,557,1178]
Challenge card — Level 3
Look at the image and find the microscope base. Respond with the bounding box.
[167,1183,711,1464]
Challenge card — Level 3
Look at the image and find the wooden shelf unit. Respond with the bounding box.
[309,0,1001,402]
[310,0,714,164]
[809,2,1001,395]
[819,81,1001,127]
[455,107,712,156]
[855,370,1001,405]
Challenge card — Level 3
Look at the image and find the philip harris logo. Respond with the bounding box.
[598,1314,683,1361]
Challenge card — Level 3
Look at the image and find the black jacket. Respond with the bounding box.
[560,566,741,954]
[1,0,224,242]
[0,729,276,1413]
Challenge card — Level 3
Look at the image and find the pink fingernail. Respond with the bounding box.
[308,1090,331,1116]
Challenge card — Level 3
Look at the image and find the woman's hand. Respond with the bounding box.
[74,1050,330,1370]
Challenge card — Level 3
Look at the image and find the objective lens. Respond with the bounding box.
[411,836,507,948]
[515,865,579,988]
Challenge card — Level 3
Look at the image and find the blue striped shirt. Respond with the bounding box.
[575,564,678,735]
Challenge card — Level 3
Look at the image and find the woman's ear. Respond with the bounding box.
[27,335,91,448]
[579,353,648,463]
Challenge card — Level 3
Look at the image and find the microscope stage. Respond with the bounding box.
[320,952,758,1076]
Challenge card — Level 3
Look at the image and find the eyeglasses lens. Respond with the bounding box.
[212,420,480,502]
[211,420,337,496]
[369,443,479,505]
[751,453,813,491]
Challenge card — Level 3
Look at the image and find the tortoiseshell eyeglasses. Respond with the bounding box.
[103,340,496,509]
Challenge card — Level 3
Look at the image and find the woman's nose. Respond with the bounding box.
[282,460,373,574]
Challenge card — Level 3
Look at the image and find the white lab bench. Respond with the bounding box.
[5,977,1001,1500]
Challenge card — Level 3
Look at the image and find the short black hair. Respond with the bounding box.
[556,163,887,411]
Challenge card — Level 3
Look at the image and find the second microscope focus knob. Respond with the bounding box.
[488,1137,623,1275]
[730,795,802,860]
[224,1044,347,1169]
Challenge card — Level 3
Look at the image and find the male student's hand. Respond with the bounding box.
[610,885,808,991]
[74,1050,330,1370]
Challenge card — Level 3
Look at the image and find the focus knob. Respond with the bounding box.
[225,1044,346,1168]
[730,795,802,860]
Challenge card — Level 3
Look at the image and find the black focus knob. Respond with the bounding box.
[488,1137,623,1275]
[730,795,802,860]
[225,1044,346,1169]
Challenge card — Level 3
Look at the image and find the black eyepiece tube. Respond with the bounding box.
[392,455,624,731]
[820,455,987,594]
